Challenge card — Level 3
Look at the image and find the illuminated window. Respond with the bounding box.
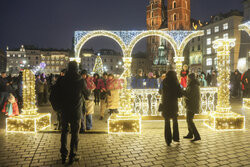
[207,38,211,45]
[206,58,212,66]
[223,33,229,39]
[7,54,10,57]
[207,48,212,55]
[223,23,228,30]
[215,36,219,40]
[185,0,188,8]
[18,54,21,57]
[214,26,219,33]
[207,29,211,35]
[13,54,15,57]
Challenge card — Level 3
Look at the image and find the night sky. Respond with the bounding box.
[0,0,243,53]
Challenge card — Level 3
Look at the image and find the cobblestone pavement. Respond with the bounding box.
[0,100,249,167]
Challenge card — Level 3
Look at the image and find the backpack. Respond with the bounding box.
[49,83,62,111]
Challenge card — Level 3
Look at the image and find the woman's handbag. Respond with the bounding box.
[85,100,95,115]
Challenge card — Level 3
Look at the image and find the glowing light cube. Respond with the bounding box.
[108,113,141,134]
[204,112,245,131]
[6,113,51,133]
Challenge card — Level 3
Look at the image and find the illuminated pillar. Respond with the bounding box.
[205,39,245,130]
[108,57,141,134]
[174,55,184,80]
[6,69,51,133]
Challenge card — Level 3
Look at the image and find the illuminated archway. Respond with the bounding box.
[75,31,127,59]
[126,30,178,58]
[239,21,250,36]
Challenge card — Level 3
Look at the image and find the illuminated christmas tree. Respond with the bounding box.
[93,55,104,75]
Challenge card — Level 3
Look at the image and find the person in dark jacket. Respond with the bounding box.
[57,61,89,164]
[0,71,11,110]
[232,70,241,98]
[183,73,201,142]
[161,71,182,146]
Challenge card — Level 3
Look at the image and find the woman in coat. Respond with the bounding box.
[107,74,120,114]
[161,71,182,146]
[183,73,201,141]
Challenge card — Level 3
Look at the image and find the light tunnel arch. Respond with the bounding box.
[127,31,178,58]
[178,30,204,57]
[75,31,127,58]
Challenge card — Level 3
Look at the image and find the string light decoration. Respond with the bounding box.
[69,57,81,63]
[6,69,51,133]
[131,87,217,117]
[243,98,250,110]
[92,55,104,76]
[239,21,250,36]
[239,21,250,110]
[204,39,245,131]
[74,30,204,134]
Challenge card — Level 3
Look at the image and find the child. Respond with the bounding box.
[2,94,19,117]
[180,64,189,88]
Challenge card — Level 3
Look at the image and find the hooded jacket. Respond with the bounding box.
[183,79,201,114]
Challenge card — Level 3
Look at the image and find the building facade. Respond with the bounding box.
[146,0,191,72]
[167,0,191,30]
[0,50,6,73]
[6,45,70,74]
[41,51,69,74]
[201,12,243,73]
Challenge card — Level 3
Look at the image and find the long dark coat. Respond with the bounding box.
[183,79,201,114]
[57,73,89,120]
[161,78,182,119]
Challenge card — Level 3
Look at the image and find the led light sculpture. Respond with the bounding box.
[74,30,204,134]
[205,39,245,130]
[6,69,51,133]
[93,55,104,76]
[239,21,250,110]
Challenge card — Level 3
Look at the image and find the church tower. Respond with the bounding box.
[146,0,167,67]
[167,0,191,30]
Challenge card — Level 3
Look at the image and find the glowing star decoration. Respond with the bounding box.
[92,55,104,76]
[6,69,51,133]
[204,39,245,131]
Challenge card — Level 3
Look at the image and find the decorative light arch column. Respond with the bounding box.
[205,39,245,131]
[239,21,250,36]
[239,21,250,109]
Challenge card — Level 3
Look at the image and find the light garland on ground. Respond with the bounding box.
[204,39,245,131]
[6,69,51,133]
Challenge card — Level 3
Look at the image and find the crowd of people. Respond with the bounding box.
[2,62,250,164]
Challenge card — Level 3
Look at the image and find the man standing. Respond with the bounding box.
[57,61,89,164]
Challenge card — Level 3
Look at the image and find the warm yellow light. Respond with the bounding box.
[205,39,245,131]
[6,69,51,133]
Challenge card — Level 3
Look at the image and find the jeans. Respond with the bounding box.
[80,104,92,130]
[164,116,179,144]
[186,112,200,139]
[60,116,80,160]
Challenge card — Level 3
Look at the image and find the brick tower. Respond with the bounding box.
[146,0,167,68]
[167,0,191,30]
